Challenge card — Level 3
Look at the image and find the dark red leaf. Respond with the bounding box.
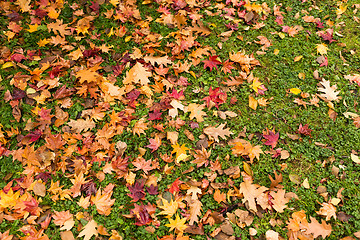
[298,124,313,136]
[148,110,162,120]
[128,180,146,202]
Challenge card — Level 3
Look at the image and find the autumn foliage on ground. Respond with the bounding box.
[1,0,360,239]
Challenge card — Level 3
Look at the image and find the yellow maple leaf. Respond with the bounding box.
[316,43,329,55]
[27,24,39,33]
[0,188,21,209]
[171,143,189,159]
[158,197,179,218]
[109,0,119,6]
[336,4,347,15]
[166,214,187,232]
[250,78,263,93]
[37,38,50,47]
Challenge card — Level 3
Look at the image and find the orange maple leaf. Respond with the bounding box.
[90,188,115,216]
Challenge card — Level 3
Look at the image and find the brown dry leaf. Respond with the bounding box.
[265,230,279,240]
[33,181,46,197]
[316,202,337,221]
[144,55,172,66]
[61,231,75,240]
[270,189,290,213]
[213,189,227,204]
[167,131,178,145]
[186,103,206,122]
[239,179,268,212]
[67,118,96,133]
[305,217,332,239]
[269,171,283,189]
[249,96,258,110]
[192,148,211,168]
[188,199,202,225]
[234,209,253,228]
[78,220,98,240]
[317,79,340,102]
[204,123,233,142]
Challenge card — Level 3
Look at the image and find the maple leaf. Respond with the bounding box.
[52,210,74,231]
[320,29,336,43]
[263,129,279,149]
[90,188,115,215]
[75,67,103,84]
[316,43,329,55]
[171,143,189,159]
[78,220,98,240]
[166,214,188,233]
[158,197,179,218]
[248,145,263,163]
[317,79,340,102]
[168,178,183,194]
[202,55,221,72]
[298,124,313,136]
[204,123,233,142]
[44,131,65,151]
[128,181,146,202]
[123,62,152,85]
[146,135,161,152]
[0,188,21,209]
[132,157,154,174]
[148,110,162,120]
[221,59,235,74]
[239,179,268,212]
[305,217,332,238]
[202,87,227,109]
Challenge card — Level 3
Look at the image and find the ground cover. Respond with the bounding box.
[1,0,360,239]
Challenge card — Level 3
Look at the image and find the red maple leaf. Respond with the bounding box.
[146,136,161,152]
[202,87,227,109]
[167,88,185,100]
[263,130,279,149]
[320,29,336,43]
[148,110,162,120]
[298,124,313,136]
[202,55,222,72]
[128,180,146,202]
[168,177,183,194]
[112,156,129,178]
